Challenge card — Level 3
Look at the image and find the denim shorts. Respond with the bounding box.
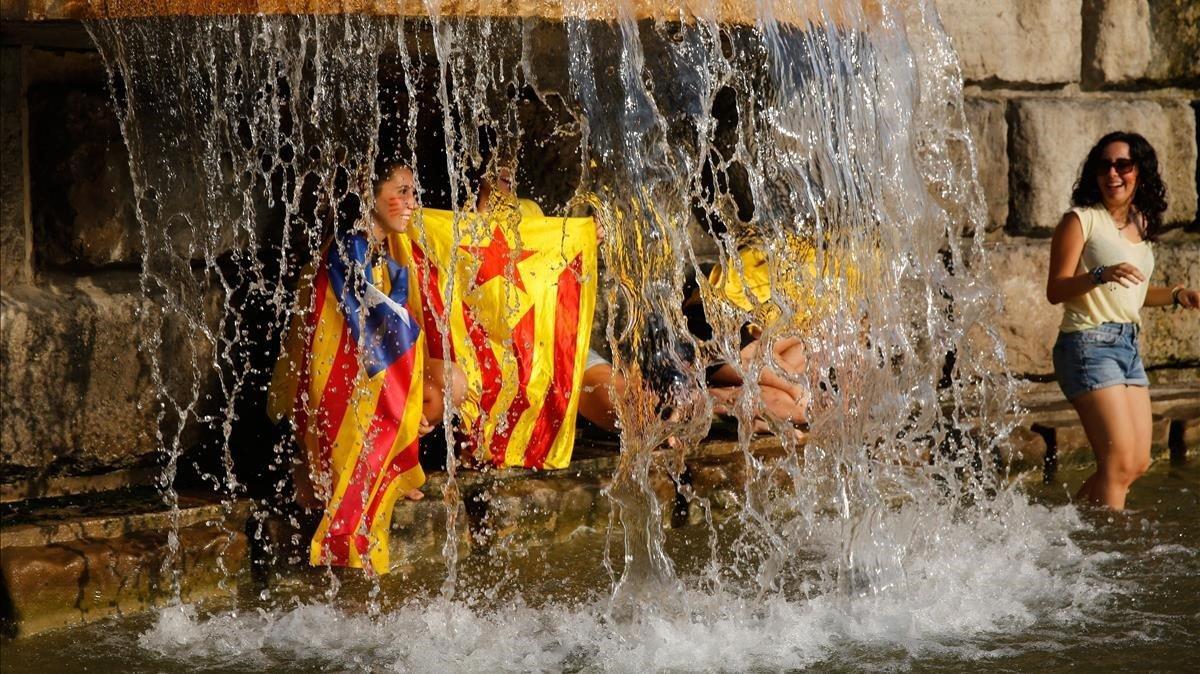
[1052,322,1148,401]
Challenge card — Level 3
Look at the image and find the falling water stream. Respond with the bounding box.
[4,1,1197,671]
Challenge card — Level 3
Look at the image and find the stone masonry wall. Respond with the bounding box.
[1,4,1198,499]
[936,0,1199,377]
[0,39,222,500]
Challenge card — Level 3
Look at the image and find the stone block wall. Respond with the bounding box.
[937,0,1200,378]
[0,40,209,500]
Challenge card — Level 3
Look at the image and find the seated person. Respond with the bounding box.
[377,163,468,446]
[269,159,464,573]
[682,248,810,435]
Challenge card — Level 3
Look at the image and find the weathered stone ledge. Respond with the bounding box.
[0,490,250,637]
[0,465,157,504]
[0,489,247,548]
[1001,381,1199,476]
[3,382,1196,637]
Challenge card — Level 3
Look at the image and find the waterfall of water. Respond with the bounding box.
[81,0,1040,667]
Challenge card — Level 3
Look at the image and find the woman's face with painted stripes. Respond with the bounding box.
[374,166,417,234]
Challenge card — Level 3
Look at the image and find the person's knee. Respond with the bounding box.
[1104,452,1150,485]
[448,362,468,407]
[779,343,806,371]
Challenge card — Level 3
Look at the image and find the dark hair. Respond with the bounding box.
[1071,131,1168,241]
[332,156,411,233]
[372,155,411,196]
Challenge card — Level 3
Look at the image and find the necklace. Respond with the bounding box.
[1112,208,1140,233]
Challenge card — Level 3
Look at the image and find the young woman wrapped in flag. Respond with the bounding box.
[270,160,465,574]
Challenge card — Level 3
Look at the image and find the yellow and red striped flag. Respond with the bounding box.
[411,199,597,470]
[269,231,426,574]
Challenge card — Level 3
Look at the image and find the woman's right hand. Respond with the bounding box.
[1100,262,1146,288]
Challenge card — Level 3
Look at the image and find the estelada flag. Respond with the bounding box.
[411,198,597,470]
[268,230,425,574]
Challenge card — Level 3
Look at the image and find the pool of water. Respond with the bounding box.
[2,457,1196,673]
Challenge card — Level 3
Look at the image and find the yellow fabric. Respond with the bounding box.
[269,234,426,574]
[712,237,862,332]
[411,199,598,469]
[1060,206,1156,332]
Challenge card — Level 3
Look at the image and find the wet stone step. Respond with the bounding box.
[0,489,250,637]
[14,383,1195,637]
[1011,382,1199,480]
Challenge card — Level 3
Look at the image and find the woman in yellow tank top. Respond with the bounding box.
[1047,132,1199,510]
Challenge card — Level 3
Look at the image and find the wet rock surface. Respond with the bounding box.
[0,490,250,637]
[26,54,139,269]
[0,271,224,496]
[1,47,31,288]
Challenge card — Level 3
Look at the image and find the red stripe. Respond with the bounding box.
[314,299,359,477]
[325,347,416,540]
[411,243,452,361]
[461,302,502,453]
[323,533,351,567]
[362,355,424,531]
[524,255,584,469]
[485,307,536,466]
[361,438,421,539]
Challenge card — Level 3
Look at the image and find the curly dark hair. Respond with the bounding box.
[1071,131,1168,241]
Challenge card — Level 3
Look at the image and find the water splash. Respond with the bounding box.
[135,497,1110,671]
[85,0,1023,645]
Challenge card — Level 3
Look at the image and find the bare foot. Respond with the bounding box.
[405,488,425,501]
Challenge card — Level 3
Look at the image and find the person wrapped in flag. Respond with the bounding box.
[270,160,465,574]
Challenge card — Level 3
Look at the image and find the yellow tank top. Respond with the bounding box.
[1059,206,1155,333]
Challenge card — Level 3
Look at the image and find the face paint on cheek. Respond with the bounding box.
[386,197,404,217]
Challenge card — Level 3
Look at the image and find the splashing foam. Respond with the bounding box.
[141,497,1111,670]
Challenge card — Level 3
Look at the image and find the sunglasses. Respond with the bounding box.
[1097,158,1137,175]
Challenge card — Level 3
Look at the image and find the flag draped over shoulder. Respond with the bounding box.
[412,199,597,470]
[268,231,425,574]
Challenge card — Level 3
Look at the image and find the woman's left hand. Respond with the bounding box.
[1178,288,1200,309]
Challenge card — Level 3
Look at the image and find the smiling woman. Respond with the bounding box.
[1046,131,1200,510]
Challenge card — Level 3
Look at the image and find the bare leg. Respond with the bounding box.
[1070,385,1152,510]
[708,337,808,435]
[409,358,467,500]
[421,358,467,429]
[710,338,808,424]
[756,338,808,425]
[578,363,626,433]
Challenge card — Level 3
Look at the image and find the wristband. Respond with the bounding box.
[1091,265,1107,286]
[1171,286,1185,306]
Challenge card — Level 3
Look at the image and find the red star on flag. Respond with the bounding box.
[460,226,537,292]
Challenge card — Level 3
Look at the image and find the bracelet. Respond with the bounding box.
[1091,265,1106,285]
[1171,286,1185,306]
